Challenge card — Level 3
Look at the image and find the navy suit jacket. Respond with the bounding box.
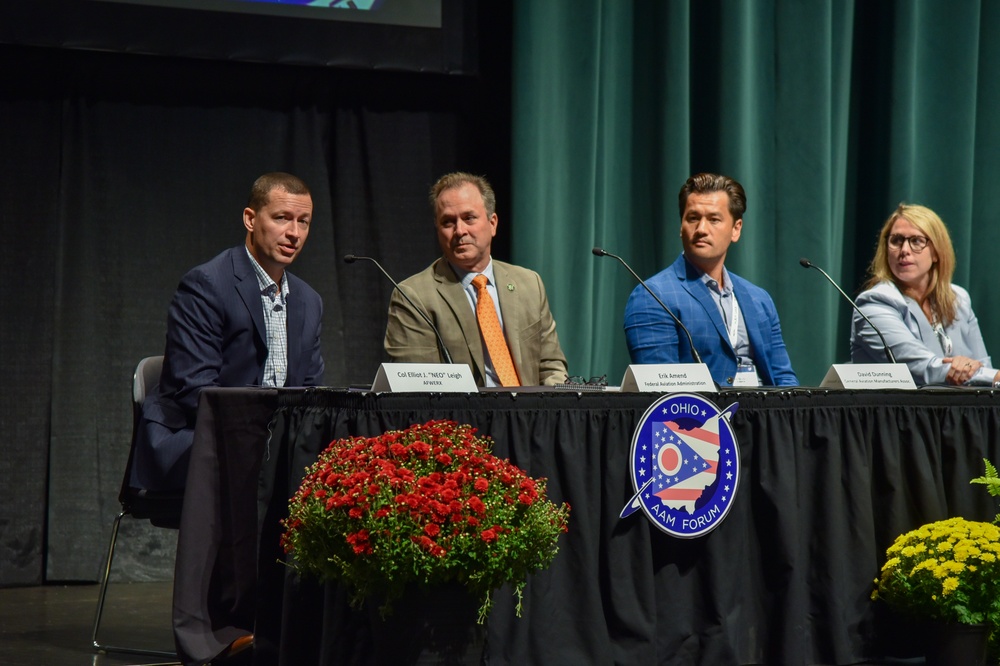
[132,245,324,490]
[624,254,797,387]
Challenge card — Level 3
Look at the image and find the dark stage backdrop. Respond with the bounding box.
[0,2,512,586]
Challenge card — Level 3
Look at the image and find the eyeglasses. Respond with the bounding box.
[887,234,931,253]
[565,375,608,387]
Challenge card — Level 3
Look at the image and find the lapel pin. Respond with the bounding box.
[507,283,515,291]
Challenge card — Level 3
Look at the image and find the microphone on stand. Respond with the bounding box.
[798,257,896,363]
[593,247,704,364]
[344,254,454,364]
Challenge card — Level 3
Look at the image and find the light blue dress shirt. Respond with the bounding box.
[451,259,505,387]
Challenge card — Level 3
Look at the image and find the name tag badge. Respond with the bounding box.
[732,360,760,388]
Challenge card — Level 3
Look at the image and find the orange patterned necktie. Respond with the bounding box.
[472,274,520,387]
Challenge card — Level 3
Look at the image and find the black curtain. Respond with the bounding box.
[254,389,1000,665]
[0,1,512,586]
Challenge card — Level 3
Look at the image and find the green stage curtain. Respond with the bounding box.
[511,0,1000,386]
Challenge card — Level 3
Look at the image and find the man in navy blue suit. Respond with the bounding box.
[624,173,797,387]
[132,172,325,491]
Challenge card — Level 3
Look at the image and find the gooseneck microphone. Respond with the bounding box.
[344,254,454,364]
[593,247,704,364]
[799,258,896,364]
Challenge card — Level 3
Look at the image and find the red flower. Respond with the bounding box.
[345,529,372,555]
[282,419,570,611]
[467,496,486,515]
[346,529,369,543]
[414,535,446,557]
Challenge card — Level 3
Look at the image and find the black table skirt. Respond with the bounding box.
[174,387,1000,666]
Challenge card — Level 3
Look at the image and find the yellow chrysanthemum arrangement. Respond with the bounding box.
[872,517,1000,629]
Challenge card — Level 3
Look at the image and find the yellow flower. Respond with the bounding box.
[932,560,964,579]
[873,517,1000,618]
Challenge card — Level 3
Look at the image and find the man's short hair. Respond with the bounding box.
[429,172,496,218]
[678,173,747,221]
[247,172,311,212]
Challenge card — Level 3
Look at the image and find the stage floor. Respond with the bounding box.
[0,580,929,665]
[0,580,177,666]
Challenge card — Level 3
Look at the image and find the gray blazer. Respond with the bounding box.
[383,257,568,387]
[850,280,994,385]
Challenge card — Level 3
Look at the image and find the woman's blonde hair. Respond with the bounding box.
[863,203,957,325]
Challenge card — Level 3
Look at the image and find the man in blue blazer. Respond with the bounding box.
[624,173,796,387]
[132,172,325,491]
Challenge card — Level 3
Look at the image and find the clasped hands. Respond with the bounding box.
[943,355,981,385]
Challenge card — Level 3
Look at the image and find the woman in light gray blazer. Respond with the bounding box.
[851,203,999,387]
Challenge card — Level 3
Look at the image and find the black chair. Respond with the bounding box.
[91,355,183,658]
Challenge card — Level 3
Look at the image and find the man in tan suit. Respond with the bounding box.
[384,172,568,387]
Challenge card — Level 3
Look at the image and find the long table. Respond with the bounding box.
[172,387,1000,665]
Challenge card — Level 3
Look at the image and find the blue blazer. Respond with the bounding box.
[624,254,797,387]
[132,246,324,490]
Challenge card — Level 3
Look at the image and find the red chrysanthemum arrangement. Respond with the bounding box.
[281,419,570,622]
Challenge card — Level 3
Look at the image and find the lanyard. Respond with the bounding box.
[725,295,741,348]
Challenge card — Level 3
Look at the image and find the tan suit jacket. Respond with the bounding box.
[384,258,568,386]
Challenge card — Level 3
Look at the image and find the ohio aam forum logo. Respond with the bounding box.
[620,393,740,538]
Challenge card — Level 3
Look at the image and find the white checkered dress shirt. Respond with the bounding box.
[246,247,289,387]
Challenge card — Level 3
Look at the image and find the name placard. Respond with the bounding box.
[620,364,717,393]
[371,363,478,393]
[820,363,916,389]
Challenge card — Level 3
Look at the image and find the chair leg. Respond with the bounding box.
[91,510,178,659]
[92,509,125,652]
